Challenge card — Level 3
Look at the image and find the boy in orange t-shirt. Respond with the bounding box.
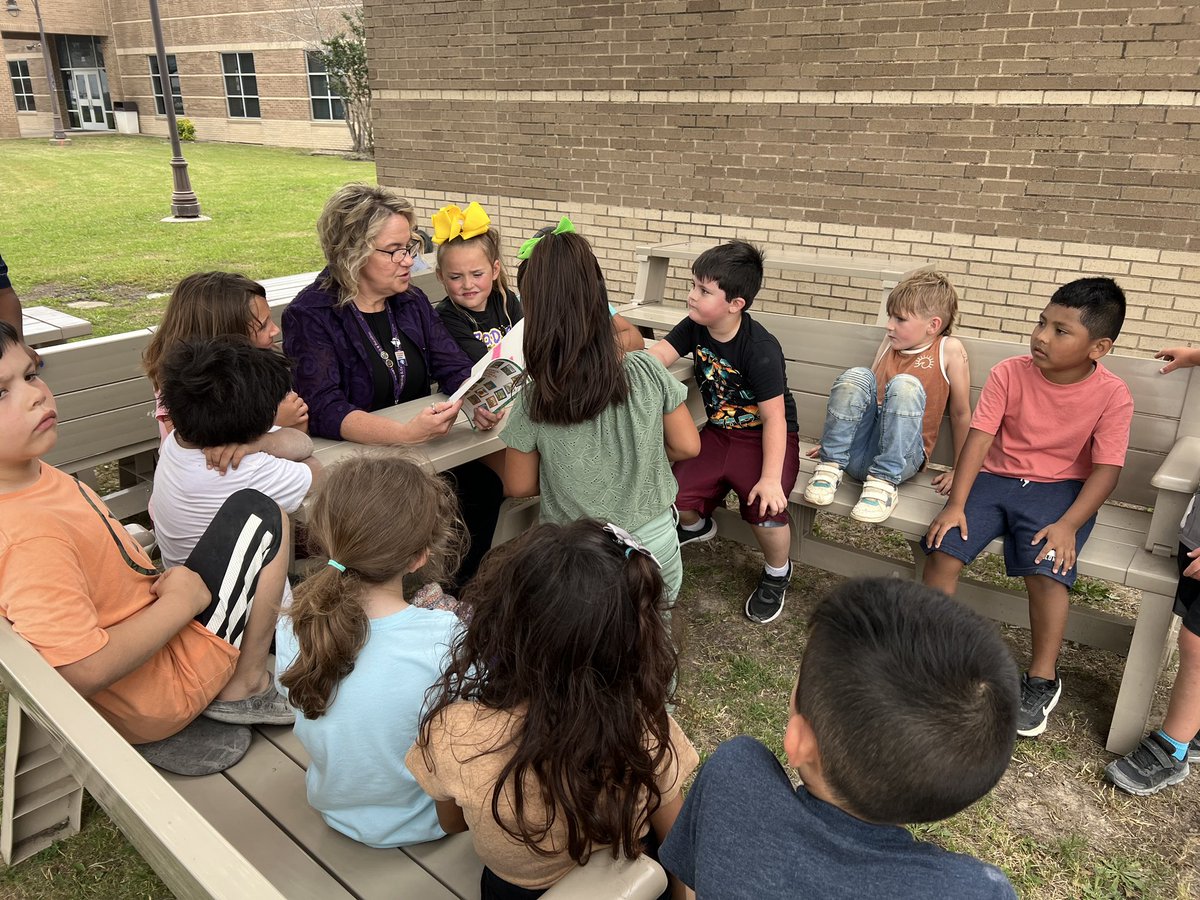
[0,322,292,774]
[922,278,1133,740]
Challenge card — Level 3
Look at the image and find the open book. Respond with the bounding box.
[447,319,527,429]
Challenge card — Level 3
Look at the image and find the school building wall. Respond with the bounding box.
[367,0,1200,355]
[1,0,358,150]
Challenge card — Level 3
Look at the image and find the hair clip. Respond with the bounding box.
[516,216,575,260]
[432,202,491,245]
[327,558,347,573]
[602,522,661,568]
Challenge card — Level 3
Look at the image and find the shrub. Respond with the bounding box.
[177,118,196,142]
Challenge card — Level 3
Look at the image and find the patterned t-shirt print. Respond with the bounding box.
[697,346,761,429]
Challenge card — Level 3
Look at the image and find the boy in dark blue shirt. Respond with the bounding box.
[660,578,1019,899]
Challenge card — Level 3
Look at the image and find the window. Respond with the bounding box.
[148,54,184,116]
[306,52,345,121]
[8,60,34,112]
[221,52,259,118]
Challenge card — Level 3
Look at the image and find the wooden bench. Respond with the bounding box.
[630,240,932,324]
[616,299,1199,756]
[0,618,667,898]
[21,306,93,348]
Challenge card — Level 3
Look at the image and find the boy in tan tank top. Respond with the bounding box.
[803,272,971,524]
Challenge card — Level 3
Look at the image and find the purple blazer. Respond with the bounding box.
[282,269,473,439]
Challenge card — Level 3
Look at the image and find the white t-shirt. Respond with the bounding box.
[150,430,313,604]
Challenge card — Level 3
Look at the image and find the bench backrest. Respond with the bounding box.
[622,304,1197,510]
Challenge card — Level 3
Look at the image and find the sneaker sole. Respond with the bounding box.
[744,593,785,624]
[1017,683,1062,738]
[678,529,717,547]
[850,506,895,524]
[803,490,836,506]
[1105,761,1190,797]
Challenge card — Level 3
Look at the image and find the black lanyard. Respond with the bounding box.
[350,302,409,405]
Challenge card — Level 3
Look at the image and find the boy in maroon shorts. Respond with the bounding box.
[651,241,801,624]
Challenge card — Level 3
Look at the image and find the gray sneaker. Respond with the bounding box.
[1105,732,1190,796]
[1189,736,1200,764]
[202,684,295,726]
[1016,673,1061,737]
[745,567,790,624]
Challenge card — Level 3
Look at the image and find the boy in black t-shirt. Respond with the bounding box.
[650,241,802,623]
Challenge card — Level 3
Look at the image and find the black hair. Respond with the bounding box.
[1049,277,1126,342]
[159,336,292,447]
[0,321,18,357]
[691,241,765,309]
[797,577,1017,824]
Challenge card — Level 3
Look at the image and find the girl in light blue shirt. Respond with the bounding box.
[276,452,463,848]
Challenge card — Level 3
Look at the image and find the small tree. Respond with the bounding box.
[318,9,372,157]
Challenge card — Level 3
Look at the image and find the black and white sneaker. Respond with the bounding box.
[677,517,717,547]
[745,567,790,624]
[1105,732,1190,796]
[1189,735,1200,764]
[1016,673,1062,737]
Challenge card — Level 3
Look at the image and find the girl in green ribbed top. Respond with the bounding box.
[499,224,700,603]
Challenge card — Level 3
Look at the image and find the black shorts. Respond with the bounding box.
[1175,543,1200,639]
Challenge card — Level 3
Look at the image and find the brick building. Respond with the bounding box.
[1,0,356,150]
[368,1,1199,353]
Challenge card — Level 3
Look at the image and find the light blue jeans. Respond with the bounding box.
[819,367,926,485]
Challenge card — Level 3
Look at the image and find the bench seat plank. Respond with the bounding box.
[164,770,356,899]
[221,733,458,900]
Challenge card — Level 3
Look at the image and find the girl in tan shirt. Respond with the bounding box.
[407,519,698,899]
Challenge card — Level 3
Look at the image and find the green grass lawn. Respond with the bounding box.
[0,133,374,335]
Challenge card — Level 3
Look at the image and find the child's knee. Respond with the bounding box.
[883,373,927,409]
[829,367,876,408]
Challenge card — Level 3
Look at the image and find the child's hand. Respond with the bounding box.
[805,445,821,460]
[152,566,211,617]
[1155,346,1200,374]
[930,469,955,495]
[1032,520,1077,575]
[276,391,309,429]
[406,400,463,443]
[204,442,256,474]
[926,505,968,548]
[1183,546,1200,580]
[472,406,504,432]
[748,479,788,519]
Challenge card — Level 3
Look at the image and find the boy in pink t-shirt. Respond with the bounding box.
[922,277,1133,740]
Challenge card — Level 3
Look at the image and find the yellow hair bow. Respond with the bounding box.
[432,202,491,245]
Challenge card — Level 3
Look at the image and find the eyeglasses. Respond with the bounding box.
[374,238,425,264]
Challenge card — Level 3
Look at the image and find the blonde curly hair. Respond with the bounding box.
[317,183,416,305]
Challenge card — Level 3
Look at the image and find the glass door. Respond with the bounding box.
[72,69,108,130]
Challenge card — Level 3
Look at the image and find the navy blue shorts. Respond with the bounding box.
[921,472,1096,589]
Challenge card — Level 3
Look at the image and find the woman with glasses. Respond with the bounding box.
[282,183,502,585]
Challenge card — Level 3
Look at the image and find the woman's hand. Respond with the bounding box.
[404,400,462,443]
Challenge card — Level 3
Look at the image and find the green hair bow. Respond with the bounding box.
[516,216,575,260]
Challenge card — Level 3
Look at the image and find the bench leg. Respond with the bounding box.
[632,255,668,306]
[491,497,541,548]
[1106,589,1178,756]
[2,696,83,865]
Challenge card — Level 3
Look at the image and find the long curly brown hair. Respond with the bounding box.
[280,452,464,719]
[416,519,677,864]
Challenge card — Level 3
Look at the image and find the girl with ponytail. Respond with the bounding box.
[276,452,465,848]
[406,519,699,899]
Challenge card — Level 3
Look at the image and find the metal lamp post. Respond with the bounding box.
[147,0,203,219]
[5,0,70,143]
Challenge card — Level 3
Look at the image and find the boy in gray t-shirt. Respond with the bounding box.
[660,578,1018,899]
[1106,345,1200,796]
